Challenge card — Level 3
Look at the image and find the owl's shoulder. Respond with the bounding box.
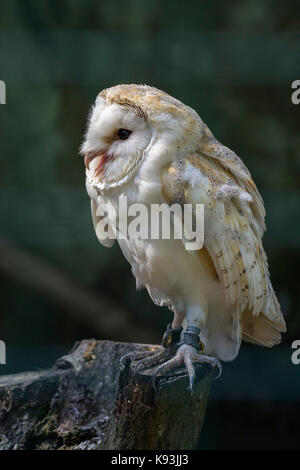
[161,150,265,235]
[161,153,243,206]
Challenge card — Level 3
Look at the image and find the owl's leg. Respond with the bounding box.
[125,312,185,372]
[151,309,222,391]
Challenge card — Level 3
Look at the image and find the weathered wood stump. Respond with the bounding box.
[0,339,214,450]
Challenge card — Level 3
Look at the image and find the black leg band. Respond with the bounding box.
[178,326,205,353]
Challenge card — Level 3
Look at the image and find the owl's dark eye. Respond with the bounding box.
[117,128,132,140]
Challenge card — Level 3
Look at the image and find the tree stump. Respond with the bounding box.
[0,339,214,450]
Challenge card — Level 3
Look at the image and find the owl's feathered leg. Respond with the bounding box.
[152,326,222,391]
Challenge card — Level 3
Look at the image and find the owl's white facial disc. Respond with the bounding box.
[81,97,152,190]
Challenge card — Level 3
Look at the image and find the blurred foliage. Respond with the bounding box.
[0,0,299,365]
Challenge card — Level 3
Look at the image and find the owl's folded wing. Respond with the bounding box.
[90,199,115,248]
[161,150,286,335]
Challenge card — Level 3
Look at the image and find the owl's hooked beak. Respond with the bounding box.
[85,151,111,176]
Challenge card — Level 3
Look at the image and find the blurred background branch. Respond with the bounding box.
[0,237,157,343]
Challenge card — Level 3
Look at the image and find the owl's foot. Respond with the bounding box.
[122,323,183,373]
[120,348,159,368]
[132,347,171,373]
[152,327,222,392]
[133,323,183,373]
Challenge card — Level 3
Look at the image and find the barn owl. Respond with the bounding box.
[81,84,286,389]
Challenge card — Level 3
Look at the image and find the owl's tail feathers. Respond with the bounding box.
[242,308,286,348]
[202,291,286,361]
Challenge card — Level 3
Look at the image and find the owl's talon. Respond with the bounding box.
[132,348,171,374]
[120,349,157,369]
[120,352,133,367]
[151,343,222,393]
[188,369,196,393]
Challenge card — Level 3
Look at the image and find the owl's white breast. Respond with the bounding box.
[93,174,221,317]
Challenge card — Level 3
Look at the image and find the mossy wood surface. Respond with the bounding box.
[0,339,213,450]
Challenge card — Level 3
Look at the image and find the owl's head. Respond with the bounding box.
[81,84,202,191]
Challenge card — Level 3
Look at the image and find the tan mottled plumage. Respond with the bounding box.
[82,84,286,369]
[161,153,285,349]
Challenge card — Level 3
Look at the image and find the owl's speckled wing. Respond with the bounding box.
[161,134,286,346]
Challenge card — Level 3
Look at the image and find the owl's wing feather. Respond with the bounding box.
[200,125,266,235]
[161,146,286,339]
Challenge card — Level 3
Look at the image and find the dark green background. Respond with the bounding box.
[0,0,299,449]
